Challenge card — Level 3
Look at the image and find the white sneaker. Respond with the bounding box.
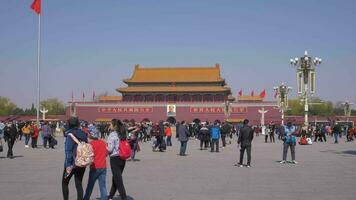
[279,160,286,164]
[292,160,298,164]
[246,165,251,168]
[25,145,29,148]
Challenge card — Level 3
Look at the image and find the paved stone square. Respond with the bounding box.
[0,135,355,200]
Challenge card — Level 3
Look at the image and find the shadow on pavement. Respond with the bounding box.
[111,195,134,200]
[342,150,356,155]
[321,150,356,156]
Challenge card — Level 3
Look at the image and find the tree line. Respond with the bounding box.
[286,97,355,116]
[0,96,65,116]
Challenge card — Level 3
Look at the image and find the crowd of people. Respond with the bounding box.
[0,120,59,158]
[0,117,355,200]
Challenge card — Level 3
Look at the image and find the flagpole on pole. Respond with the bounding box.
[36,14,41,126]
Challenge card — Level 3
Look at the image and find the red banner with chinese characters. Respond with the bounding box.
[190,107,247,113]
[190,107,224,113]
[231,107,248,113]
[98,107,153,113]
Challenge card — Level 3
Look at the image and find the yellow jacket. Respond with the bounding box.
[22,125,31,135]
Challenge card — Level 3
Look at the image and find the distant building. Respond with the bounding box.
[66,64,281,124]
[117,64,233,102]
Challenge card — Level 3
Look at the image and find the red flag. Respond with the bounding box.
[92,91,96,101]
[238,90,242,96]
[251,90,254,96]
[31,0,41,15]
[259,89,266,98]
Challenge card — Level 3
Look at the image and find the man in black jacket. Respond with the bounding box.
[221,122,231,147]
[236,119,254,168]
[4,122,18,159]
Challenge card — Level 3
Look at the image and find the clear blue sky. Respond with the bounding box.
[0,0,355,108]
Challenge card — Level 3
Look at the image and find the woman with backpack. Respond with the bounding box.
[107,119,128,200]
[62,117,88,200]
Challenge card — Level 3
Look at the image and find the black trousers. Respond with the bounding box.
[109,156,127,200]
[31,137,38,148]
[270,134,275,143]
[62,167,86,200]
[211,139,219,152]
[200,139,209,149]
[7,138,15,158]
[318,134,327,142]
[43,136,49,148]
[239,145,252,165]
[221,135,227,147]
[265,135,268,143]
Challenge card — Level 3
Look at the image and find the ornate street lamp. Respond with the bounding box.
[290,51,322,126]
[274,82,292,125]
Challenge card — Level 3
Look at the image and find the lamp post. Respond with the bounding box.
[274,82,292,125]
[290,51,322,127]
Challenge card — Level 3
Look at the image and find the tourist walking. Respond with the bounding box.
[62,117,88,200]
[280,121,298,164]
[107,119,128,200]
[151,123,164,152]
[31,123,40,148]
[236,119,254,167]
[4,122,18,159]
[0,121,5,153]
[268,122,276,143]
[220,122,231,147]
[210,121,220,152]
[178,121,189,156]
[165,123,172,146]
[83,125,107,200]
[22,122,31,148]
[128,125,139,161]
[42,122,51,148]
[198,123,210,150]
[333,123,342,144]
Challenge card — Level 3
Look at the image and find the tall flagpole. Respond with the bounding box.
[36,14,41,126]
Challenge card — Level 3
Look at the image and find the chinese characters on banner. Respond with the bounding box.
[98,107,153,113]
[190,107,247,113]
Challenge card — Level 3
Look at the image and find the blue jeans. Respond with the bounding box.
[24,134,30,145]
[130,142,137,160]
[166,136,172,146]
[84,168,107,200]
[334,132,339,143]
[180,141,188,155]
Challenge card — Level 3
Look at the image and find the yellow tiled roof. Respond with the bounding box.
[117,86,231,93]
[124,64,224,83]
[99,96,122,101]
[238,95,263,101]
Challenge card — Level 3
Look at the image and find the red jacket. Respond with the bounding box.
[165,127,172,137]
[31,126,39,138]
[90,139,107,169]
